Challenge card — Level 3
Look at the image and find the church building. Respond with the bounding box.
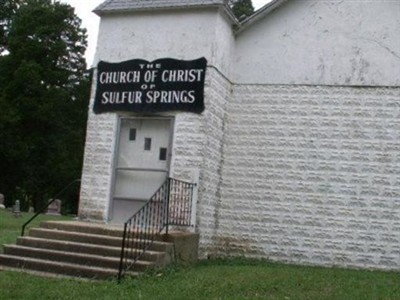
[79,0,400,270]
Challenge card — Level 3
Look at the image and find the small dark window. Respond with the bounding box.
[159,148,167,161]
[129,128,136,141]
[144,138,152,151]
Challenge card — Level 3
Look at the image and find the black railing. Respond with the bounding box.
[118,177,196,281]
[168,178,196,227]
[21,179,81,236]
[117,179,169,281]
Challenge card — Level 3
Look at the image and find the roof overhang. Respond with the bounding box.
[94,0,238,25]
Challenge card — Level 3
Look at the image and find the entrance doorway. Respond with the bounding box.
[111,117,173,223]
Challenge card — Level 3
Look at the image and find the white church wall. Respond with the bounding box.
[168,67,231,253]
[93,8,234,77]
[197,68,231,254]
[79,71,118,221]
[216,84,400,270]
[79,7,234,225]
[234,0,400,86]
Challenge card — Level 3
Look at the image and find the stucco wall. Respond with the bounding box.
[214,84,400,270]
[234,0,400,86]
[94,8,234,77]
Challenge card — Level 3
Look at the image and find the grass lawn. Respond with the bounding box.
[1,209,400,300]
[0,208,73,253]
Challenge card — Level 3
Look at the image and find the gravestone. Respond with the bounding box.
[0,193,5,209]
[46,199,62,216]
[13,200,21,217]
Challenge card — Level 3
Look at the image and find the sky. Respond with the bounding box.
[60,0,273,66]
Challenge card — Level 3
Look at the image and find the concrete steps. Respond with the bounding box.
[0,221,174,280]
[28,228,170,252]
[16,237,163,261]
[0,254,131,279]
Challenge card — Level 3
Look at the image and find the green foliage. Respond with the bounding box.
[231,0,255,20]
[0,0,21,53]
[0,0,89,212]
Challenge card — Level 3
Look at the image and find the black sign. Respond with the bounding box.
[93,57,207,114]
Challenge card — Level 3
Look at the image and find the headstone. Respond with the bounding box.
[13,200,21,217]
[46,199,62,216]
[0,193,5,209]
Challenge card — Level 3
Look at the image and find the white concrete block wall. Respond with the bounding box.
[170,67,231,254]
[213,84,400,270]
[79,73,118,222]
[197,67,231,254]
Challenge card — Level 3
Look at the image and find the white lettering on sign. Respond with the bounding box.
[146,90,195,103]
[161,69,204,83]
[102,91,143,104]
[99,71,141,84]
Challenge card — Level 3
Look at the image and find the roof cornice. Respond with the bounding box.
[94,0,231,16]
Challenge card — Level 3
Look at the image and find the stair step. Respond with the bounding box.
[3,245,155,271]
[40,221,124,237]
[29,228,173,252]
[16,236,165,262]
[0,265,96,281]
[39,221,166,241]
[0,254,140,279]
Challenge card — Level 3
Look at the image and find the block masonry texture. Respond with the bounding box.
[169,67,231,255]
[208,84,400,270]
[79,70,118,221]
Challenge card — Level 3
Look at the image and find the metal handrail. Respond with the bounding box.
[21,179,81,236]
[168,178,196,227]
[117,177,196,281]
[117,178,169,281]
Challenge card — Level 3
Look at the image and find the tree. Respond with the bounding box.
[231,0,255,20]
[0,0,89,212]
[0,0,21,53]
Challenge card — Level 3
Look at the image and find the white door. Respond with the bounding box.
[111,118,172,223]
